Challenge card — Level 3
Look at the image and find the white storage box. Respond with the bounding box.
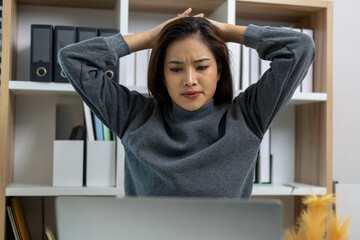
[53,140,84,187]
[86,141,116,187]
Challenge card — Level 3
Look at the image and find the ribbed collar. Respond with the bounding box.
[167,99,215,122]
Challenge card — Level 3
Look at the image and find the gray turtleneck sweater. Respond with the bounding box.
[58,24,315,198]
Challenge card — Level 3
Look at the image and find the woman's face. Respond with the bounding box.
[163,36,220,111]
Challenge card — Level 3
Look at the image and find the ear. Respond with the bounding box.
[217,70,221,82]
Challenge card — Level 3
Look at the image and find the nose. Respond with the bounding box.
[183,69,197,87]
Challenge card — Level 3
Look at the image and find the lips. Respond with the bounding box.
[181,91,201,99]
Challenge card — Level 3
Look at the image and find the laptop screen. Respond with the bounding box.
[54,196,283,240]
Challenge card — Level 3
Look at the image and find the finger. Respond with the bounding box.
[194,13,204,17]
[178,8,192,17]
[183,8,192,15]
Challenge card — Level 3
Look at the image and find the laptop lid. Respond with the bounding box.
[55,196,283,240]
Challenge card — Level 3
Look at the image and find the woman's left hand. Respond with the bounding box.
[206,18,247,44]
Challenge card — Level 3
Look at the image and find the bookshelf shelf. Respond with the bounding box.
[252,182,327,196]
[6,182,326,197]
[9,80,76,95]
[6,183,123,197]
[10,80,326,104]
[17,0,117,10]
[9,80,149,96]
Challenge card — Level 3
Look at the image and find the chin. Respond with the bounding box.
[182,103,203,111]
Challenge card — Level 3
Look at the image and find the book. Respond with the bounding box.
[6,205,20,240]
[92,113,104,141]
[253,152,260,184]
[102,124,113,141]
[69,125,86,140]
[83,102,95,141]
[10,197,31,240]
[45,226,56,240]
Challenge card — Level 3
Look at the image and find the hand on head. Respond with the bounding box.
[147,8,205,47]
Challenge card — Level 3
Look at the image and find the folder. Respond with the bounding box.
[76,27,97,42]
[250,48,260,85]
[86,140,116,187]
[241,45,250,90]
[54,26,76,82]
[135,49,149,87]
[301,28,314,93]
[53,140,84,187]
[30,24,53,82]
[259,129,271,183]
[292,27,303,94]
[98,28,120,83]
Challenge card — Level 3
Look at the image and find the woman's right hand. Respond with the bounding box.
[124,8,204,52]
[146,8,204,48]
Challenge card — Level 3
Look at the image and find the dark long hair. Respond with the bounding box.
[148,17,233,107]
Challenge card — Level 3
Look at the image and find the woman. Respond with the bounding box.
[58,8,315,198]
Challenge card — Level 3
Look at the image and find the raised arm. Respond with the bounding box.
[58,8,204,138]
[206,18,248,45]
[203,19,315,139]
[236,24,316,139]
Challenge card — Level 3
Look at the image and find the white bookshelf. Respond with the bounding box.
[9,80,148,96]
[0,0,333,238]
[10,80,326,104]
[6,183,123,197]
[6,182,325,197]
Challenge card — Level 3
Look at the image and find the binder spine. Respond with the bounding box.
[54,26,76,82]
[30,24,53,82]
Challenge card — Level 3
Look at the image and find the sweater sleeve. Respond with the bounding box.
[236,24,316,139]
[58,33,152,138]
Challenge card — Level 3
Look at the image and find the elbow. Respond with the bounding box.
[57,45,78,83]
[301,33,316,62]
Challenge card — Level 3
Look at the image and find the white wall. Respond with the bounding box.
[333,0,360,239]
[333,1,360,183]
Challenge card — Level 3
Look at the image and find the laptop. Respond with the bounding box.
[54,196,283,240]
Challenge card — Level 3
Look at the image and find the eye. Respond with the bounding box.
[197,66,209,71]
[170,68,182,72]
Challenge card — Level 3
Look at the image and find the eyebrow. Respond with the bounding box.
[167,58,211,64]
